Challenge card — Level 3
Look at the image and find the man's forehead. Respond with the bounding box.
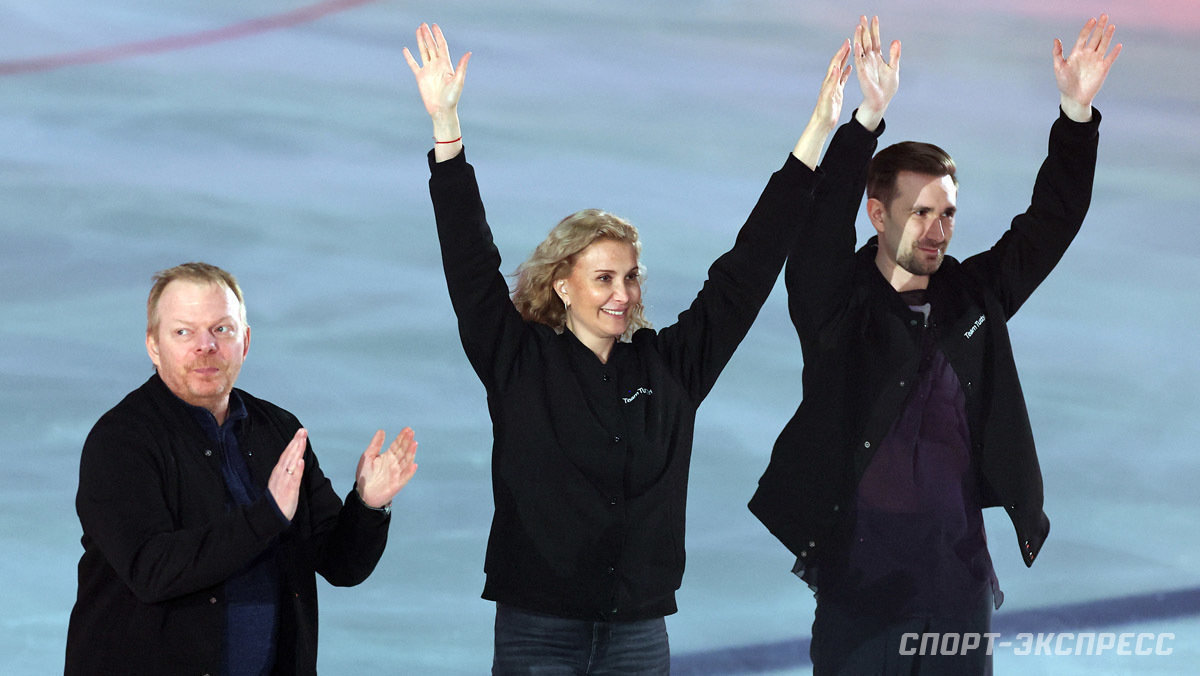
[896,170,954,188]
[160,280,239,312]
[896,172,957,201]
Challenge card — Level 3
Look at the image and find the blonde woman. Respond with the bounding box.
[405,22,863,674]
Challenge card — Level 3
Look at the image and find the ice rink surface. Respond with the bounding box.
[2,0,1197,673]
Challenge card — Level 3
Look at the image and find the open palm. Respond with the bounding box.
[1054,15,1121,120]
[403,23,470,118]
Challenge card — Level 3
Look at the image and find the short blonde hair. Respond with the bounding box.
[512,209,650,340]
[147,262,247,334]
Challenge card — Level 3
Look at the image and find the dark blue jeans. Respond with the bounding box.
[492,603,670,675]
[811,585,994,676]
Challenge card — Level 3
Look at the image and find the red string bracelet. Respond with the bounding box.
[434,136,462,144]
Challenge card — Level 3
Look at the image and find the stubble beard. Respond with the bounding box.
[896,243,944,277]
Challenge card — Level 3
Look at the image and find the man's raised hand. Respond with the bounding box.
[1054,14,1122,122]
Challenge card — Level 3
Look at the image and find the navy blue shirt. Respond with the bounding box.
[187,392,285,676]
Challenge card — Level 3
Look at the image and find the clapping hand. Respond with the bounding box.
[355,428,419,511]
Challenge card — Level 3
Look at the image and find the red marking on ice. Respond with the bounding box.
[971,0,1200,32]
[0,0,381,76]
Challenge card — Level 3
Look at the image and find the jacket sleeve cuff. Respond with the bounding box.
[428,146,468,172]
[1052,106,1101,147]
[246,494,290,539]
[779,152,823,194]
[1056,105,1102,130]
[346,485,393,521]
[264,490,290,525]
[847,108,887,139]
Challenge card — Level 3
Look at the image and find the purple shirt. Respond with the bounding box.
[823,298,1000,618]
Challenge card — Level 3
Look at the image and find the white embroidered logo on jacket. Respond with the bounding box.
[963,314,986,339]
[622,388,653,404]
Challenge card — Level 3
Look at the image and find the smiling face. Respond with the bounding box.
[555,238,641,362]
[146,279,249,423]
[869,170,958,291]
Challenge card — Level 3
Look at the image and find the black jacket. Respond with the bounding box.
[65,374,391,675]
[751,109,1100,576]
[429,148,819,620]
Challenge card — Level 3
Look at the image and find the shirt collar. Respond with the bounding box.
[177,389,248,440]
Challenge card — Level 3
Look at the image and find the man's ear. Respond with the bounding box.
[146,331,160,369]
[866,197,888,235]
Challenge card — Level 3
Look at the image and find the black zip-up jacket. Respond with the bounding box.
[750,109,1101,577]
[66,374,391,675]
[429,148,819,620]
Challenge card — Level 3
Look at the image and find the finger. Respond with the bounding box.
[378,443,401,471]
[456,52,472,81]
[362,429,386,462]
[1097,22,1117,56]
[390,428,417,461]
[401,425,416,447]
[1052,38,1064,63]
[432,24,450,59]
[1072,17,1096,55]
[393,451,419,489]
[416,23,428,55]
[829,39,850,74]
[389,444,416,476]
[870,15,882,55]
[289,457,305,481]
[384,432,405,459]
[403,47,421,76]
[397,460,418,488]
[1104,41,1123,68]
[282,428,308,471]
[889,40,901,70]
[419,23,435,61]
[1089,14,1109,51]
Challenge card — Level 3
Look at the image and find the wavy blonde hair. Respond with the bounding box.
[512,209,651,340]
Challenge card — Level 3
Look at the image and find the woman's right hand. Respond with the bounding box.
[791,40,852,170]
[404,23,470,118]
[404,23,470,157]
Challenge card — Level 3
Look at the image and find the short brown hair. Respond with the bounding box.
[511,209,651,340]
[147,262,247,334]
[867,141,958,208]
